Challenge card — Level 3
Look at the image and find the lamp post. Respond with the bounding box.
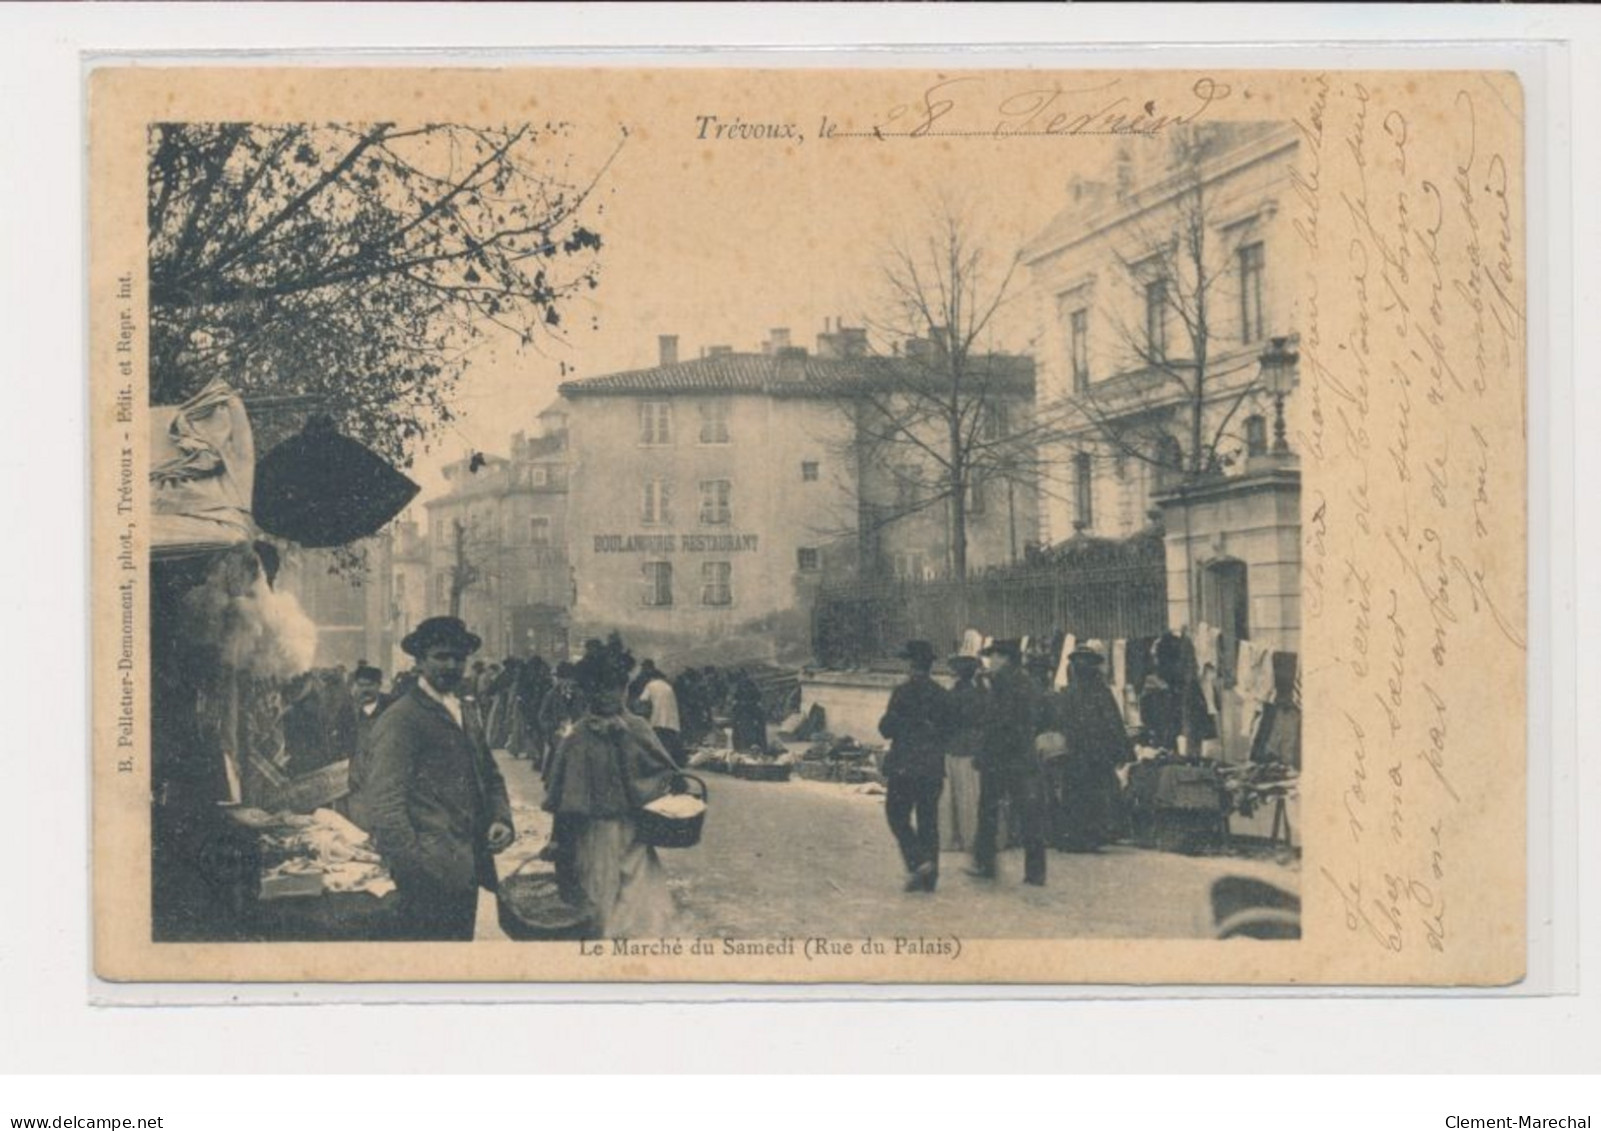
[1259,336,1298,455]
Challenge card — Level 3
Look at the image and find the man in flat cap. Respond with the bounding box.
[364,617,515,940]
[969,638,1048,886]
[878,640,952,893]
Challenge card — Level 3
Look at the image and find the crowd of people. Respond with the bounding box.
[877,636,1135,894]
[314,622,774,941]
[267,615,1167,937]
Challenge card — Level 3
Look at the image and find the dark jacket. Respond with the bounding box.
[363,686,513,893]
[1053,676,1134,768]
[543,710,679,819]
[946,678,989,759]
[985,664,1042,773]
[878,673,952,779]
[344,693,393,831]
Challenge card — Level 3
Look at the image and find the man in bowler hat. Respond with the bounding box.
[364,617,515,940]
[878,640,952,893]
[969,638,1048,886]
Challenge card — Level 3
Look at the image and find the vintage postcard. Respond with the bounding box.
[89,64,1527,984]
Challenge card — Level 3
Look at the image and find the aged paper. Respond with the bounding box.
[90,65,1526,984]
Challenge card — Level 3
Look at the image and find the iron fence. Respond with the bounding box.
[812,541,1167,667]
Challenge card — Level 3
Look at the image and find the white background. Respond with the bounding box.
[0,0,1594,1099]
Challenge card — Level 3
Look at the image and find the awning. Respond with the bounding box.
[150,377,256,560]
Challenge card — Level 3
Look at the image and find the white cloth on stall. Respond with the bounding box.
[1110,638,1129,722]
[1237,640,1275,704]
[961,629,985,657]
[1194,622,1222,672]
[1053,633,1076,690]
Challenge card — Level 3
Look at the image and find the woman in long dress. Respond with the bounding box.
[542,642,680,937]
[939,655,986,852]
[1049,646,1134,851]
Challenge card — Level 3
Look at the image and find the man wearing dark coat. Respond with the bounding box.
[343,661,391,832]
[1049,645,1134,851]
[364,617,515,941]
[878,640,952,893]
[968,638,1048,886]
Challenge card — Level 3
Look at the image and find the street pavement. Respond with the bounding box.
[476,751,1300,942]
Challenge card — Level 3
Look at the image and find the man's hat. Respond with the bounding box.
[1069,640,1107,665]
[352,663,383,683]
[947,654,983,673]
[400,616,483,659]
[898,639,937,665]
[981,637,1022,660]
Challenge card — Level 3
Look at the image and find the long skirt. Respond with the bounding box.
[939,755,982,851]
[1049,755,1122,850]
[574,818,676,938]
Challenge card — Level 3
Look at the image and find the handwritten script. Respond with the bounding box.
[1298,74,1525,970]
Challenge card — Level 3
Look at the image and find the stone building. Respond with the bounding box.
[557,325,1038,665]
[275,538,394,672]
[1023,121,1303,657]
[421,414,572,660]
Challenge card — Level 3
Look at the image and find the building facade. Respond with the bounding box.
[1023,121,1302,657]
[559,326,1038,665]
[276,537,394,672]
[422,417,572,660]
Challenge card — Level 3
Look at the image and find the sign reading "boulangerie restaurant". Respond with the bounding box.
[592,533,760,553]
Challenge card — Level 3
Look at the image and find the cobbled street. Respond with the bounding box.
[476,752,1299,943]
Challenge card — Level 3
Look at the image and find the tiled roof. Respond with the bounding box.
[559,352,1034,399]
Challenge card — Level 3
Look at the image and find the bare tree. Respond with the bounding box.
[148,121,622,468]
[841,204,1062,584]
[1047,126,1279,493]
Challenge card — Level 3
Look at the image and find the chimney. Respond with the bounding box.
[707,345,734,357]
[775,345,808,382]
[658,334,679,367]
[840,327,868,358]
[767,327,791,354]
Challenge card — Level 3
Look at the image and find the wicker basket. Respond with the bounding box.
[635,774,708,849]
[495,856,597,941]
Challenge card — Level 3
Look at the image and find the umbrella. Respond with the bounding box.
[252,415,419,547]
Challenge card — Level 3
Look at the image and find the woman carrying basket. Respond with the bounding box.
[542,641,680,937]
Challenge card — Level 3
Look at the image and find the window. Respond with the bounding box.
[1239,241,1265,344]
[1074,452,1094,531]
[642,561,673,607]
[894,464,922,511]
[530,465,550,487]
[698,400,730,444]
[981,402,1009,441]
[641,478,672,525]
[698,479,731,525]
[435,573,449,606]
[701,561,732,606]
[801,460,819,482]
[1245,414,1268,457]
[966,476,987,516]
[639,401,672,445]
[797,547,820,572]
[1145,278,1168,360]
[893,552,927,581]
[1070,307,1090,393]
[1115,455,1136,536]
[529,516,551,547]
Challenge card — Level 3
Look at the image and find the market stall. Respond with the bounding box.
[148,380,418,942]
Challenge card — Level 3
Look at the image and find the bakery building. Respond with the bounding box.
[558,326,1037,664]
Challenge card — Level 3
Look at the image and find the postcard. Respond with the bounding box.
[89,65,1526,983]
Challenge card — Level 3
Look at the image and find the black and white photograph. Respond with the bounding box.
[89,65,1527,983]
